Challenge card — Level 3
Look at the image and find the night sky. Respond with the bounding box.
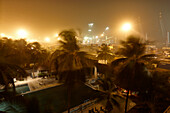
[0,0,170,42]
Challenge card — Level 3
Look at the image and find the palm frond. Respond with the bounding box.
[140,54,156,60]
[111,58,127,66]
[111,97,120,108]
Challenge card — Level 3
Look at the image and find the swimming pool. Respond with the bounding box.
[0,84,30,94]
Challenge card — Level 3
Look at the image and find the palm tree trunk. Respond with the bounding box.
[4,84,9,92]
[125,89,129,113]
[11,78,16,93]
[67,85,71,113]
[32,62,35,77]
[2,73,9,92]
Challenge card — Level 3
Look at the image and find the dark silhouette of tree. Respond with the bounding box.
[97,44,114,64]
[137,69,170,113]
[95,76,124,112]
[111,36,154,113]
[27,42,50,77]
[0,38,28,93]
[0,62,27,93]
[52,29,94,113]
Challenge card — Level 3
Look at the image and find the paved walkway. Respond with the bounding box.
[14,77,60,91]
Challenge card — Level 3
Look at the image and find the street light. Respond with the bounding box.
[55,34,59,37]
[0,33,5,37]
[57,37,61,40]
[88,23,94,27]
[122,23,132,31]
[105,27,109,31]
[45,37,50,42]
[17,29,28,38]
[8,36,12,39]
[121,23,132,38]
[101,34,104,37]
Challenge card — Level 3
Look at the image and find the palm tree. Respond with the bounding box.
[0,38,28,93]
[13,39,29,67]
[52,30,94,113]
[111,35,154,113]
[94,76,124,113]
[97,44,114,64]
[27,42,50,77]
[137,69,170,113]
[0,59,28,93]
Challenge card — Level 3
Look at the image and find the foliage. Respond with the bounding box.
[52,29,95,113]
[0,38,48,92]
[111,35,154,113]
[97,44,114,63]
[0,38,49,69]
[136,69,170,113]
[27,42,50,68]
[52,30,94,84]
[112,35,153,91]
[95,76,124,112]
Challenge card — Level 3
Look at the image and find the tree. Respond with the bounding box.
[0,38,28,93]
[95,76,124,112]
[97,44,114,64]
[137,69,170,113]
[111,36,154,113]
[52,30,94,113]
[27,42,50,77]
[13,39,29,67]
[0,61,28,93]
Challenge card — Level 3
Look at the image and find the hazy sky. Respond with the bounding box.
[0,0,170,42]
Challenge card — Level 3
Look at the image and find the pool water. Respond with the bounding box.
[0,84,30,94]
[15,84,30,94]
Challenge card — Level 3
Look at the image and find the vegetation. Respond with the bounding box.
[111,36,154,113]
[97,43,114,64]
[95,76,124,112]
[0,33,169,113]
[0,38,48,93]
[0,38,28,93]
[51,29,94,113]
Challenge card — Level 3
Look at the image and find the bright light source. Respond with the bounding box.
[88,23,94,27]
[26,39,38,42]
[45,37,50,42]
[122,23,132,31]
[84,37,88,40]
[88,29,92,32]
[55,34,58,37]
[17,29,28,38]
[57,37,61,40]
[96,36,98,38]
[105,27,109,30]
[0,33,5,37]
[101,34,104,37]
[8,36,12,39]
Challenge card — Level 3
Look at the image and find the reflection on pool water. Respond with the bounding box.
[0,84,30,94]
[15,84,30,94]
